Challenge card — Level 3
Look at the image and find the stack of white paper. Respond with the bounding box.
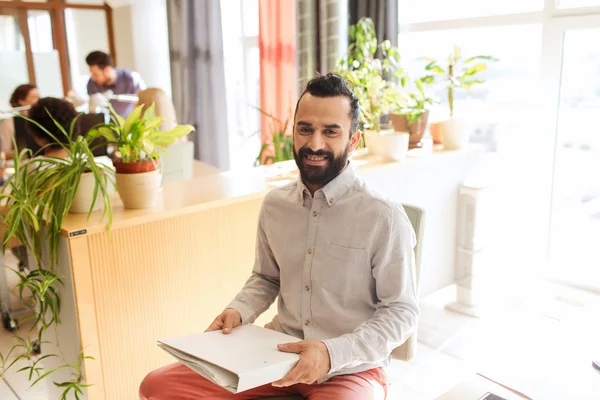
[158,324,301,394]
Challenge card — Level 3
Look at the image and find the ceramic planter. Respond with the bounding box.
[114,159,161,209]
[440,119,467,150]
[364,129,410,162]
[70,172,104,214]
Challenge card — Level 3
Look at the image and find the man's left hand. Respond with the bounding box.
[272,340,331,387]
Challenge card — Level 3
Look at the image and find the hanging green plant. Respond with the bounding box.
[0,109,114,399]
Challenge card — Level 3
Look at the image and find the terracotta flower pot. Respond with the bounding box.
[389,111,430,149]
[113,159,160,174]
[429,121,442,144]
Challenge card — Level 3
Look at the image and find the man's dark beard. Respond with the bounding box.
[293,144,350,187]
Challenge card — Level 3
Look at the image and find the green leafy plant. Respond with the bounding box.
[0,111,114,398]
[88,103,195,164]
[335,17,406,132]
[397,76,438,125]
[1,113,114,268]
[254,108,293,166]
[424,45,498,118]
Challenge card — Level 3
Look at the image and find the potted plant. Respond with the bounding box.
[2,112,114,266]
[424,45,498,149]
[88,104,194,209]
[253,108,293,166]
[0,111,114,398]
[335,17,409,161]
[390,76,438,148]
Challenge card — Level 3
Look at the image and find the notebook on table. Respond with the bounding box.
[158,324,301,394]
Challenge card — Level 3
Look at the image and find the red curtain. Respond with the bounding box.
[259,0,297,163]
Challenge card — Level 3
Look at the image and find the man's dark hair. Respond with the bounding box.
[9,84,37,108]
[294,73,361,133]
[85,51,113,69]
[27,97,78,147]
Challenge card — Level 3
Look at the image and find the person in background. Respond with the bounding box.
[0,84,40,157]
[27,97,78,160]
[137,88,188,142]
[86,51,146,118]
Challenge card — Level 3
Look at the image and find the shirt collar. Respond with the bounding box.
[296,161,357,207]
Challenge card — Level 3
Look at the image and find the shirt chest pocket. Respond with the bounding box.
[315,243,371,296]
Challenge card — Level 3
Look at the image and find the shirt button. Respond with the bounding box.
[307,248,312,255]
[312,211,318,217]
[305,285,310,291]
[304,320,310,326]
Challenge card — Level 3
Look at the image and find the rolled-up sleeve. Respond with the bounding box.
[226,198,280,324]
[322,205,419,373]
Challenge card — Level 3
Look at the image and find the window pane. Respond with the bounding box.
[0,13,29,111]
[64,8,109,99]
[548,27,600,290]
[28,10,63,98]
[28,10,54,52]
[399,0,543,24]
[400,24,549,270]
[558,0,600,7]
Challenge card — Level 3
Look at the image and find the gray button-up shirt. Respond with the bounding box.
[228,161,419,380]
[87,67,146,117]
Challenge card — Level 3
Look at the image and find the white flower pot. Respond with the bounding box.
[115,170,161,209]
[70,172,103,214]
[440,119,468,149]
[364,129,410,162]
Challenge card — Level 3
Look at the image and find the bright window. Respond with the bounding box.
[398,0,543,23]
[398,2,600,286]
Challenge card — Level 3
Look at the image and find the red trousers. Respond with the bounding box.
[139,362,388,399]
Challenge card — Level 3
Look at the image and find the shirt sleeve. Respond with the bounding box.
[226,197,280,324]
[132,72,147,92]
[87,79,99,95]
[322,204,419,373]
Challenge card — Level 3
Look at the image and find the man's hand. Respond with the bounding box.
[205,308,242,334]
[272,340,331,387]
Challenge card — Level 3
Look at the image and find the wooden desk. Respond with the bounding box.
[38,146,483,399]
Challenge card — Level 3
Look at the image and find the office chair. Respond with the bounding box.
[258,204,425,400]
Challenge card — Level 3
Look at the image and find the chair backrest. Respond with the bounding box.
[137,88,178,131]
[391,204,425,362]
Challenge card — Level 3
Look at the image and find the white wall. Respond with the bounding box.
[111,0,172,97]
[111,6,135,71]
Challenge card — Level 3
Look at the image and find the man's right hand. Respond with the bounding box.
[205,308,242,334]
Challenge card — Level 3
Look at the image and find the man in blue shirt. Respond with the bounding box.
[86,51,146,118]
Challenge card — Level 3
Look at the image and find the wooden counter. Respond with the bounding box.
[37,146,483,399]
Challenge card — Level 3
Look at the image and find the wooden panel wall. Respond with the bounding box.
[70,198,270,399]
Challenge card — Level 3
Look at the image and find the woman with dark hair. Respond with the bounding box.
[0,84,40,156]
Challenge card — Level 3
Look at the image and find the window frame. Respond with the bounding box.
[0,0,116,96]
